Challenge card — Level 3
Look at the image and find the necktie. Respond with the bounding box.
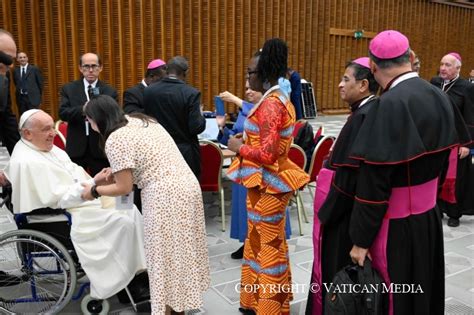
[20,68,26,93]
[88,85,93,99]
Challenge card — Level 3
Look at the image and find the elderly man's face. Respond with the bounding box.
[23,112,56,152]
[439,55,460,81]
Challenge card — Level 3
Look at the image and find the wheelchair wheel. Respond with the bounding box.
[80,294,110,315]
[0,229,77,314]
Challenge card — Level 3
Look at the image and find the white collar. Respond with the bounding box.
[389,72,419,90]
[83,78,98,88]
[21,64,28,69]
[358,95,376,108]
[141,79,148,87]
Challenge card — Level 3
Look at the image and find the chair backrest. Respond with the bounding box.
[199,140,224,192]
[288,144,307,171]
[314,125,325,144]
[292,119,307,138]
[307,135,335,183]
[54,120,67,150]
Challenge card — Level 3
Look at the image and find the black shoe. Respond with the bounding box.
[447,218,460,227]
[238,307,256,315]
[0,271,22,287]
[231,245,244,259]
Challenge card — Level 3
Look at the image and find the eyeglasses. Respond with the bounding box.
[81,64,100,71]
[247,70,258,76]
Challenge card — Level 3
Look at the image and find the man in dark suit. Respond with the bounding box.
[123,58,167,113]
[144,56,206,179]
[0,29,20,155]
[12,52,44,115]
[59,52,118,175]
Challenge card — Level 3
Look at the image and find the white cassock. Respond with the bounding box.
[4,139,147,299]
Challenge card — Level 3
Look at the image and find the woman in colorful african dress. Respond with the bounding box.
[227,38,309,315]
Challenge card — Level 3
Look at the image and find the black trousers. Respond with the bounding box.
[17,94,38,116]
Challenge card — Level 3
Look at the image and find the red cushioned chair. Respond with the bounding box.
[292,119,307,138]
[54,120,68,151]
[288,144,308,235]
[307,135,335,200]
[199,140,226,231]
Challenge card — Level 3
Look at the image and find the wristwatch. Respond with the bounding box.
[90,185,101,199]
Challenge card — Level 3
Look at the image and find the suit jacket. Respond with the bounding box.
[143,77,206,178]
[123,82,145,113]
[58,79,118,158]
[13,64,44,106]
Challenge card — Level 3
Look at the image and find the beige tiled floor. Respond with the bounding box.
[1,115,473,314]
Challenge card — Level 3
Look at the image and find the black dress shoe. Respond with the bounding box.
[231,245,244,259]
[238,307,256,315]
[448,218,460,227]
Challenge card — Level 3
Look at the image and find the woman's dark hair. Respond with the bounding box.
[346,61,380,94]
[83,95,154,149]
[256,38,288,83]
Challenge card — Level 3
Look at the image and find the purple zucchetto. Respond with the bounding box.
[353,57,370,69]
[447,52,462,62]
[369,30,409,60]
[147,59,166,69]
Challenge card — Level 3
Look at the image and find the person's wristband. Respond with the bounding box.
[90,185,101,199]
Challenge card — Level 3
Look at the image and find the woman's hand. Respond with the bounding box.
[227,134,244,153]
[219,91,243,108]
[349,245,371,266]
[81,183,94,200]
[94,167,114,185]
[216,115,226,129]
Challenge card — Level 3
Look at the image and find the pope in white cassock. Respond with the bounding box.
[3,109,147,299]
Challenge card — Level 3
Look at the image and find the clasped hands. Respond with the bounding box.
[81,167,113,200]
[227,133,244,153]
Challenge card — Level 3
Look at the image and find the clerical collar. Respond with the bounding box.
[383,71,418,93]
[442,74,459,93]
[349,95,375,112]
[141,79,147,87]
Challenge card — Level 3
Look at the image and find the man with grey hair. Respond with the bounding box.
[143,56,206,179]
[430,52,473,227]
[4,108,147,300]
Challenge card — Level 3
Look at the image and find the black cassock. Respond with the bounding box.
[307,74,457,315]
[305,95,376,315]
[431,76,474,217]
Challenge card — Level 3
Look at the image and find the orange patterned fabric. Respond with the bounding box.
[227,88,309,314]
[240,189,293,314]
[227,90,309,194]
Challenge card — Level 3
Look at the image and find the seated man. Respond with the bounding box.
[3,109,146,300]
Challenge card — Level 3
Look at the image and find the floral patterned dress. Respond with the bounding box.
[105,117,210,314]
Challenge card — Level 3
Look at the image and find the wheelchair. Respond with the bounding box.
[0,185,150,314]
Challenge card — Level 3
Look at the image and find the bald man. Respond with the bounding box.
[0,29,20,155]
[59,52,118,176]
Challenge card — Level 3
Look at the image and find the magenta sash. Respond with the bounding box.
[440,147,458,203]
[310,167,335,315]
[370,178,438,315]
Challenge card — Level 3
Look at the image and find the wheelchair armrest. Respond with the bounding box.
[15,208,71,226]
